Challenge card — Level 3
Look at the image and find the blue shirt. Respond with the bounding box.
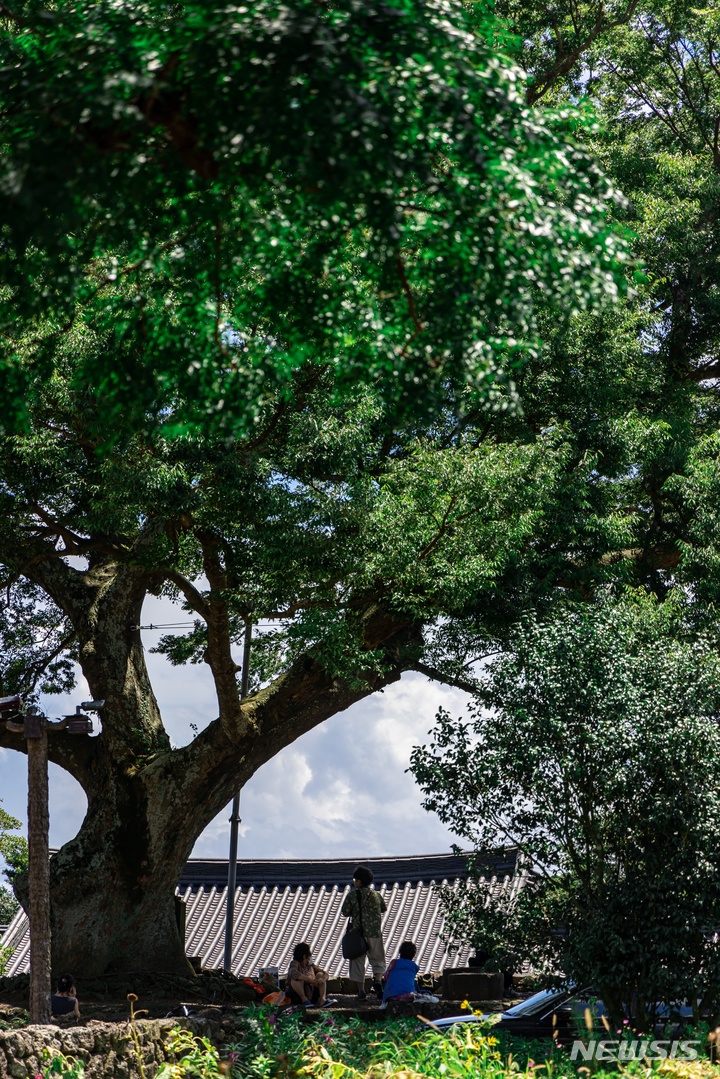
[384,957,418,999]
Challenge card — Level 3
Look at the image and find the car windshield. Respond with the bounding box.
[503,987,570,1017]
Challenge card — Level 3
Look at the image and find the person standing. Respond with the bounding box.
[341,865,387,999]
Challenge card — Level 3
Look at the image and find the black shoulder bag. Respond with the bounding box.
[341,889,369,960]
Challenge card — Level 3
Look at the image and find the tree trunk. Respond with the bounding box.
[40,651,413,973]
[46,756,195,976]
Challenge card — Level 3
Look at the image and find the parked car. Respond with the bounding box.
[426,986,696,1039]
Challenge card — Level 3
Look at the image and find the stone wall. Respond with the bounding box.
[0,1017,210,1079]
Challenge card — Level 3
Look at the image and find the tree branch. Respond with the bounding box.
[598,544,681,571]
[0,718,98,790]
[163,571,211,621]
[0,537,91,622]
[159,605,421,820]
[22,629,78,693]
[396,254,424,336]
[194,530,243,733]
[410,661,478,695]
[526,0,640,105]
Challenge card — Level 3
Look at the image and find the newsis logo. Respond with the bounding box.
[570,1039,700,1062]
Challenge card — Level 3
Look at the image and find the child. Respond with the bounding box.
[381,941,439,1007]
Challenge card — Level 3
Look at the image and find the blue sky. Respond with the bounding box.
[0,595,468,864]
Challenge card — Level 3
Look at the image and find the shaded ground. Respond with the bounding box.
[0,971,511,1030]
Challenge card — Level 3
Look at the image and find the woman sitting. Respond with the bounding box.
[285,942,336,1008]
[51,973,80,1019]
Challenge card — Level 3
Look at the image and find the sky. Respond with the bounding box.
[0,594,471,865]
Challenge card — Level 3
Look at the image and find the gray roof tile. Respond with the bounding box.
[1,851,524,979]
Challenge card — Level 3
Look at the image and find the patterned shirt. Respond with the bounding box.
[341,886,387,938]
[286,958,323,987]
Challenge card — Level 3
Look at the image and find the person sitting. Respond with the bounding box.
[285,942,336,1008]
[381,942,439,1008]
[51,973,80,1019]
[382,940,419,1003]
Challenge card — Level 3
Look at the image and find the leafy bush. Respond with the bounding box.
[224,1008,542,1079]
[0,885,18,926]
[411,592,720,1025]
[157,1028,224,1079]
[0,800,25,934]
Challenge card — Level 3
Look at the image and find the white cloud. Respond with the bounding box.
[190,671,469,861]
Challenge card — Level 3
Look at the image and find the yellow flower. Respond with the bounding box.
[461,999,470,1010]
[486,1037,498,1046]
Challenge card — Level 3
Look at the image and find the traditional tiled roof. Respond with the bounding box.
[1,851,524,979]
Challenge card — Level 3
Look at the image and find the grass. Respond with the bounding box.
[220,1006,720,1079]
[32,1002,720,1079]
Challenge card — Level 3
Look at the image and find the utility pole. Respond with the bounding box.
[26,708,50,1025]
[223,620,252,974]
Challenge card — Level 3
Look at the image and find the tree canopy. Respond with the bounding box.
[0,0,630,439]
[406,0,720,1010]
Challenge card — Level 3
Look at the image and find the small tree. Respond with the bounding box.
[0,887,18,926]
[0,800,26,925]
[410,593,720,1025]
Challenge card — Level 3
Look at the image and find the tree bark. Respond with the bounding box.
[46,757,194,976]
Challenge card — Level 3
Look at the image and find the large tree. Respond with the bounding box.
[0,362,648,974]
[4,0,720,978]
[0,0,642,975]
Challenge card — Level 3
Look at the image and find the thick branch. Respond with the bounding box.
[410,661,479,696]
[149,606,421,826]
[132,85,218,180]
[164,571,211,620]
[598,544,681,571]
[688,360,720,382]
[195,531,242,732]
[0,537,90,621]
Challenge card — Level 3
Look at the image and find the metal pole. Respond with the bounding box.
[223,619,252,974]
[27,712,51,1024]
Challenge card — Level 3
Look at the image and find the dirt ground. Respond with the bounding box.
[0,971,509,1031]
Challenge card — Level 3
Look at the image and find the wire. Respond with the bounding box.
[133,619,292,630]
